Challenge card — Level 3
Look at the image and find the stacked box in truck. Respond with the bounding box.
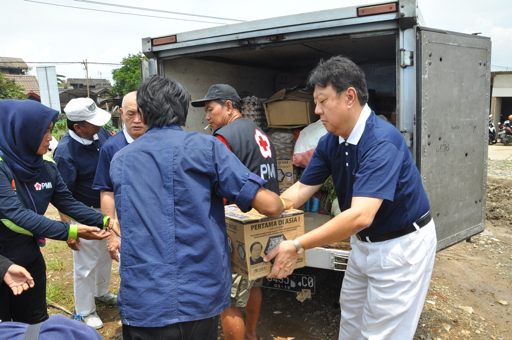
[142,0,491,285]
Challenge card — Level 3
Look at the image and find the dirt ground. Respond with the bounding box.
[42,148,511,340]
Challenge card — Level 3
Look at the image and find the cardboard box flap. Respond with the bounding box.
[264,88,313,104]
[225,205,303,224]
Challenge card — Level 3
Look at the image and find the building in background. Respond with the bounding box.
[0,57,40,101]
[66,78,111,90]
[0,57,28,75]
[491,71,512,123]
[3,74,40,101]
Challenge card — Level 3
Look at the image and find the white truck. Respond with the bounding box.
[141,0,491,293]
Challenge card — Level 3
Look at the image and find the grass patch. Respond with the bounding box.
[43,239,75,312]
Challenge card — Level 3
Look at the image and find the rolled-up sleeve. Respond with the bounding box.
[235,173,265,212]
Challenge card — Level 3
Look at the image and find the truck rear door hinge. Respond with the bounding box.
[400,49,414,68]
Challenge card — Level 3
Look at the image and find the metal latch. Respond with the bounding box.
[331,254,348,271]
[400,49,414,68]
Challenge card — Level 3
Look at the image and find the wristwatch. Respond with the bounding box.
[293,239,304,254]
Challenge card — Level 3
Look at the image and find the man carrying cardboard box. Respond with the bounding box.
[266,56,437,339]
[192,84,280,340]
[111,76,284,340]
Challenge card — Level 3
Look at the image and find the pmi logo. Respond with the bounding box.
[34,182,53,191]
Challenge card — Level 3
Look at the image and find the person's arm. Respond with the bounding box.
[250,187,283,218]
[0,254,13,280]
[1,255,35,296]
[265,196,382,279]
[50,164,106,227]
[101,191,120,261]
[280,181,323,210]
[59,212,80,251]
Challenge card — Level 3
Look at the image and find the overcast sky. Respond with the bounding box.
[1,0,510,83]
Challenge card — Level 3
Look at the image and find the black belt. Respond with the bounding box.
[356,211,432,243]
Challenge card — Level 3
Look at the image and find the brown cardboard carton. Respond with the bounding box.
[277,159,297,193]
[264,88,317,128]
[225,205,305,280]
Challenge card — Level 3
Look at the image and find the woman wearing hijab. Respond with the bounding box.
[0,100,111,324]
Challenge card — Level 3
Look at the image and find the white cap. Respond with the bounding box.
[64,97,111,127]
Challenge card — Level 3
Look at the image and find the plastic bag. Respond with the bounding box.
[292,120,327,167]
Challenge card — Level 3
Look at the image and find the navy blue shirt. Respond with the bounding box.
[0,156,104,266]
[54,128,110,208]
[301,108,430,238]
[110,125,265,327]
[92,131,129,191]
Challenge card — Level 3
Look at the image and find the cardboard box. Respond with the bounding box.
[277,159,297,193]
[264,88,317,128]
[225,205,305,280]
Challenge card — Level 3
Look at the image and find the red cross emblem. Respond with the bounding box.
[254,129,272,159]
[258,136,268,151]
[34,182,42,191]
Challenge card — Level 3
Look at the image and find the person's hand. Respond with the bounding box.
[107,234,120,262]
[77,226,110,240]
[264,240,298,279]
[3,264,35,295]
[280,197,294,210]
[67,238,80,251]
[110,219,121,237]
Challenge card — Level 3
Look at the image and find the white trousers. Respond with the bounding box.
[339,220,437,340]
[73,238,112,316]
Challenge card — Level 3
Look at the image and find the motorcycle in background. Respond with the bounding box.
[498,120,512,145]
[489,115,497,145]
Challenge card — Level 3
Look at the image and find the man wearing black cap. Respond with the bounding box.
[192,84,279,340]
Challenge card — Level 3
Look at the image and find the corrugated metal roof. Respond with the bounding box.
[0,57,28,70]
[4,74,40,95]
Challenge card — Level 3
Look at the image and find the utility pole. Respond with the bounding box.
[83,59,90,98]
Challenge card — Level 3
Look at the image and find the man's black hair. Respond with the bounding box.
[307,56,369,105]
[137,75,191,128]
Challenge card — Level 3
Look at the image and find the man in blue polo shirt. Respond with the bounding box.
[53,98,116,329]
[93,91,144,261]
[266,56,437,339]
[110,75,285,340]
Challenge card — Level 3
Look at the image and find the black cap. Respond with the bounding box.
[191,84,241,107]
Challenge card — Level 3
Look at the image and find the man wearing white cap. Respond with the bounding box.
[53,97,115,329]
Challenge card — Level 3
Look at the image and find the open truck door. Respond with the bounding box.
[415,27,491,250]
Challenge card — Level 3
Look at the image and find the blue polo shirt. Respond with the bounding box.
[301,105,430,238]
[54,128,110,208]
[110,124,266,327]
[92,130,131,191]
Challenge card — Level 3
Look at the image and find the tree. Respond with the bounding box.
[0,73,26,99]
[112,53,146,97]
